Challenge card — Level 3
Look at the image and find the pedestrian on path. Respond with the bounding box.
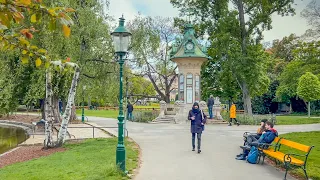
[188,102,207,154]
[229,102,240,126]
[127,102,134,121]
[207,95,214,119]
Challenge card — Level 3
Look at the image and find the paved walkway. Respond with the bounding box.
[23,123,110,145]
[87,116,320,180]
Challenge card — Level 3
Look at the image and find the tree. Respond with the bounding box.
[0,0,74,64]
[277,41,320,101]
[171,0,296,115]
[127,16,179,103]
[128,76,156,103]
[297,72,320,117]
[201,53,241,102]
[301,0,320,40]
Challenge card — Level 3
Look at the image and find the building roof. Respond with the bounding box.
[170,23,211,60]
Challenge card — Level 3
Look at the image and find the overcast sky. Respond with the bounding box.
[108,0,312,42]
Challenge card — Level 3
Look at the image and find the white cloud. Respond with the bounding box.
[108,0,138,21]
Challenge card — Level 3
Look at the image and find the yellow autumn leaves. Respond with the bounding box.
[0,0,75,66]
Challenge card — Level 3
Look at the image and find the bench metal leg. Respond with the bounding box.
[284,162,290,180]
[284,168,288,180]
[262,155,266,164]
[302,168,308,180]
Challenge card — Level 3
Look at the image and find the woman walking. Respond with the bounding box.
[188,102,207,153]
[229,102,240,126]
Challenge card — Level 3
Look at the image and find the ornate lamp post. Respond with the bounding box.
[111,15,132,172]
[81,85,86,123]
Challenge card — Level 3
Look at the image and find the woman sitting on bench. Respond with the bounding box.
[243,119,267,145]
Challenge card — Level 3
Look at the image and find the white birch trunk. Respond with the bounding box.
[44,69,55,148]
[56,66,80,146]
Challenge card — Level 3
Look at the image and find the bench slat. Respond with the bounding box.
[279,139,311,153]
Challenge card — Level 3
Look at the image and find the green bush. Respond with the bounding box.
[132,110,159,123]
[221,111,275,125]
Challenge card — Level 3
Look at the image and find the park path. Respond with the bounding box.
[88,117,320,180]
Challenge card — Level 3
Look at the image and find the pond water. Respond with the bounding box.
[0,126,27,154]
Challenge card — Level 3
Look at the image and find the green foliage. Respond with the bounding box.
[0,0,118,114]
[297,72,320,102]
[0,0,74,65]
[0,138,139,180]
[127,16,178,102]
[130,76,156,97]
[277,41,320,102]
[132,111,159,123]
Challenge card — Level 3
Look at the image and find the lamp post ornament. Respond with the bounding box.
[111,15,132,173]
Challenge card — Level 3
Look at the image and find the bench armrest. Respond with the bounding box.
[258,143,273,150]
[284,153,306,164]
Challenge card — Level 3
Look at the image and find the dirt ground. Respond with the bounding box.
[0,114,41,124]
[0,146,66,168]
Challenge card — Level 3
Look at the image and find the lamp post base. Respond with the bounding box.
[116,144,126,172]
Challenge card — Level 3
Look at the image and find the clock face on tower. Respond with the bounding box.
[186,42,194,51]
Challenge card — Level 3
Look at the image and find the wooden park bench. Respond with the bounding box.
[236,110,245,114]
[259,138,314,180]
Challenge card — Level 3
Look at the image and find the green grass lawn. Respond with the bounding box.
[279,131,319,180]
[77,109,155,119]
[0,138,139,180]
[276,116,320,125]
[77,109,119,119]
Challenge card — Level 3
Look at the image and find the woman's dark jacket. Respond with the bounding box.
[188,110,207,133]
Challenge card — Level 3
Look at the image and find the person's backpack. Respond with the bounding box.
[247,146,259,164]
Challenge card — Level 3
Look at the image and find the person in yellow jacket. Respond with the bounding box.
[229,102,240,126]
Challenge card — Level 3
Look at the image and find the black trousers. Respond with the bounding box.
[192,133,202,150]
[229,118,239,124]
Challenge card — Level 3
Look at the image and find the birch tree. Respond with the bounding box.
[44,61,80,148]
[57,62,80,146]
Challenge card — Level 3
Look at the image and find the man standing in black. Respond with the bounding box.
[127,102,134,121]
[207,95,214,119]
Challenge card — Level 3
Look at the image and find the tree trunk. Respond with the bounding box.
[241,81,253,116]
[44,69,55,148]
[52,95,61,123]
[236,0,253,116]
[40,99,45,120]
[236,0,247,54]
[56,68,80,147]
[308,101,310,118]
[70,105,77,122]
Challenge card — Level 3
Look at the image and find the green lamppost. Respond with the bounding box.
[81,85,86,123]
[111,15,132,173]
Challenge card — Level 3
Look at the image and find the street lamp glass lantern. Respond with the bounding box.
[111,16,132,53]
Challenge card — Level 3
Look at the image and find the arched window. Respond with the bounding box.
[195,75,200,101]
[179,74,184,101]
[186,73,193,103]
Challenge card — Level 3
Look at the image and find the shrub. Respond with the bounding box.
[132,110,159,123]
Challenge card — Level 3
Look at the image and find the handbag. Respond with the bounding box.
[200,109,205,131]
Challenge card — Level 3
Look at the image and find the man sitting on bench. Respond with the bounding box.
[236,121,278,160]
